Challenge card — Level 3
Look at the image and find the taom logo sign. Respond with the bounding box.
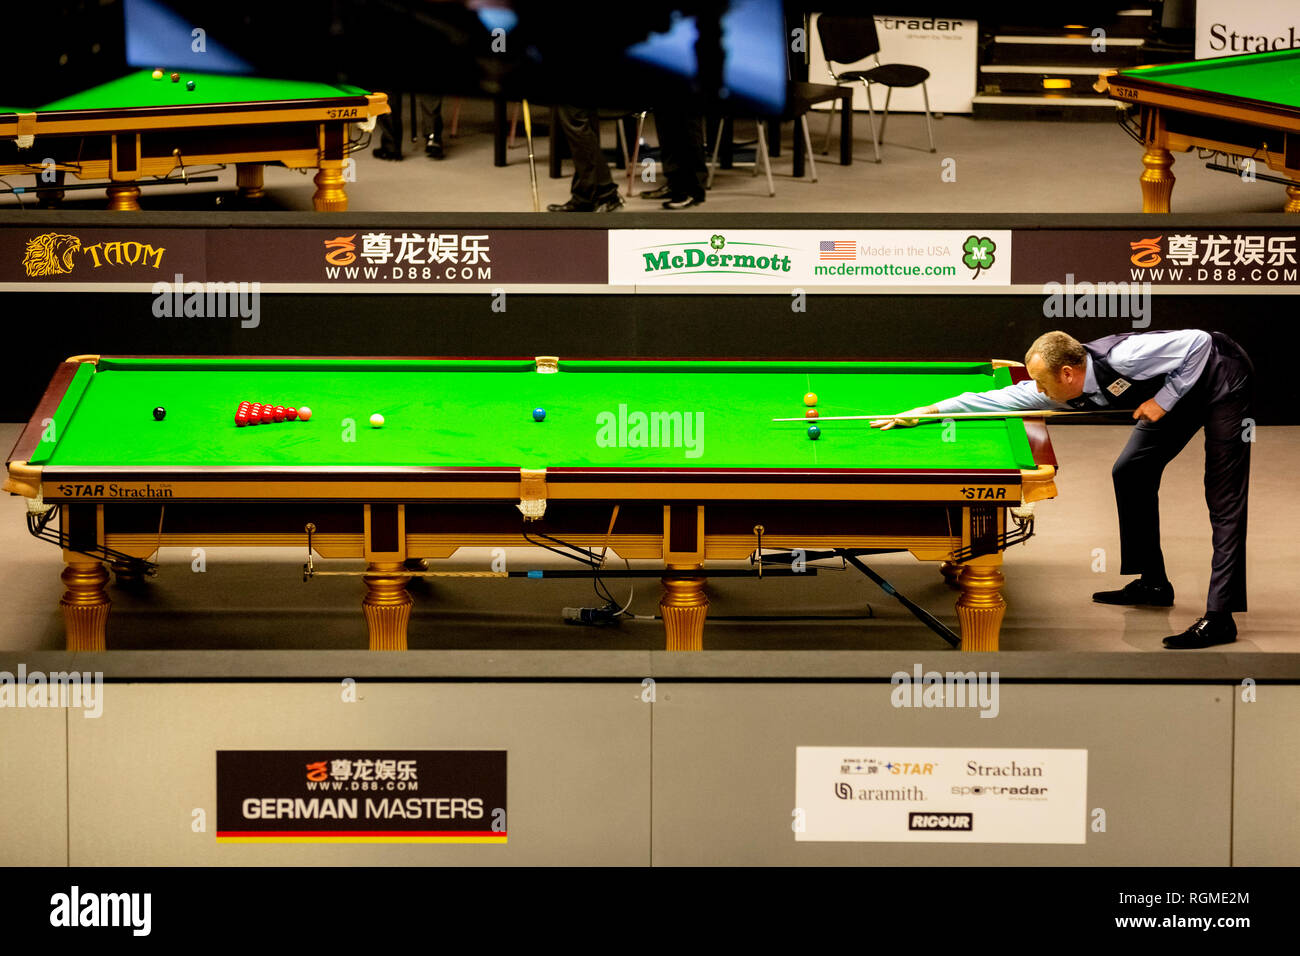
[23,233,167,277]
[908,812,973,831]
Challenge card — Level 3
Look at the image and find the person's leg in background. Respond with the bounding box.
[422,95,445,159]
[548,106,622,212]
[650,103,707,209]
[374,89,404,160]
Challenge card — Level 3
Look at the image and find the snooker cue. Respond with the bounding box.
[771,409,1132,422]
[522,100,540,212]
[839,552,960,648]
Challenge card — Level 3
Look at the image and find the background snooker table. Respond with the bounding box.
[0,71,389,210]
[1103,48,1300,213]
[5,356,1058,653]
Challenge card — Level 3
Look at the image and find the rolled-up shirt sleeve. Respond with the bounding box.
[934,380,1061,414]
[1109,329,1212,411]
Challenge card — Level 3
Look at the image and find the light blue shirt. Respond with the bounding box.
[934,330,1214,415]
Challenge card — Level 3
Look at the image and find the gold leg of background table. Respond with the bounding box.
[1285,184,1300,214]
[236,163,265,202]
[312,163,348,211]
[60,560,110,651]
[362,562,412,651]
[661,571,709,652]
[1139,147,1174,212]
[106,183,141,211]
[939,560,962,590]
[955,564,1006,652]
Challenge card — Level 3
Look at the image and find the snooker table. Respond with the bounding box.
[1101,49,1300,213]
[0,71,389,210]
[4,355,1058,653]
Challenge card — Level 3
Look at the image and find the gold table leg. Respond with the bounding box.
[60,559,110,651]
[362,562,412,650]
[236,163,265,203]
[661,568,708,652]
[955,562,1006,652]
[939,560,962,590]
[1284,184,1300,214]
[1139,146,1174,213]
[106,183,142,211]
[312,162,348,211]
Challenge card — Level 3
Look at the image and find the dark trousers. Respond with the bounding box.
[556,105,615,202]
[654,106,707,200]
[1111,342,1253,612]
[377,93,444,155]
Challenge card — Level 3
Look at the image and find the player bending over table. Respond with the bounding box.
[873,330,1254,649]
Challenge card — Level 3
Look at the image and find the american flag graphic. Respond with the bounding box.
[819,240,857,260]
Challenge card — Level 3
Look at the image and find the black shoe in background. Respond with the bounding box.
[662,195,705,210]
[1092,578,1174,607]
[547,197,595,212]
[593,191,624,212]
[425,135,444,159]
[640,184,673,200]
[372,147,403,161]
[1162,616,1237,649]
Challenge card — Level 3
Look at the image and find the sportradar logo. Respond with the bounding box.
[22,233,166,276]
[1129,236,1162,268]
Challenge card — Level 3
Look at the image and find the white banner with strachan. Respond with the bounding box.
[795,747,1088,843]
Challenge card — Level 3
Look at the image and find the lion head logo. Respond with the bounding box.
[23,233,82,277]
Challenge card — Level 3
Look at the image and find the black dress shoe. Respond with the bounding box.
[1163,616,1237,649]
[547,197,594,212]
[425,137,444,159]
[593,191,624,212]
[1092,579,1174,607]
[640,184,673,200]
[663,195,705,210]
[372,147,403,161]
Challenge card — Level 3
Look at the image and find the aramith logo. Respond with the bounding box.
[22,233,166,276]
[639,234,793,276]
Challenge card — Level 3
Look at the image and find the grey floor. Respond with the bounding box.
[1,100,1294,214]
[2,423,1295,653]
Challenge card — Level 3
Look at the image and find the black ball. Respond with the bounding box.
[152,406,166,421]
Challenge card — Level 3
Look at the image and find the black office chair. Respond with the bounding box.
[816,13,936,162]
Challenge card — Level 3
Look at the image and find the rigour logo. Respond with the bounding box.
[908,812,973,832]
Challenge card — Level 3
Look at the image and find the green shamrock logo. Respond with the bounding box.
[962,235,996,279]
[710,234,725,250]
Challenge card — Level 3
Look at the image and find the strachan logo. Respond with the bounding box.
[638,233,793,276]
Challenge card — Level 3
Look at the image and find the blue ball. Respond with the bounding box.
[807,425,820,441]
[532,408,546,422]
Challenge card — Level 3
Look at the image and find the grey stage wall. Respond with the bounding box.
[2,651,1297,866]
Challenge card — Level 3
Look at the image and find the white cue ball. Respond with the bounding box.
[369,413,385,428]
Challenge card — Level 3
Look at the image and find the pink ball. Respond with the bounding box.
[297,406,312,422]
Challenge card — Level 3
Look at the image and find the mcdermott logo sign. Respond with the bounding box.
[638,233,794,277]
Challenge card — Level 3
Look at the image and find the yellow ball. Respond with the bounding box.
[369,413,384,428]
[151,69,164,80]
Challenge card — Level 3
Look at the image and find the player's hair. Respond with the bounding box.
[1026,331,1086,372]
